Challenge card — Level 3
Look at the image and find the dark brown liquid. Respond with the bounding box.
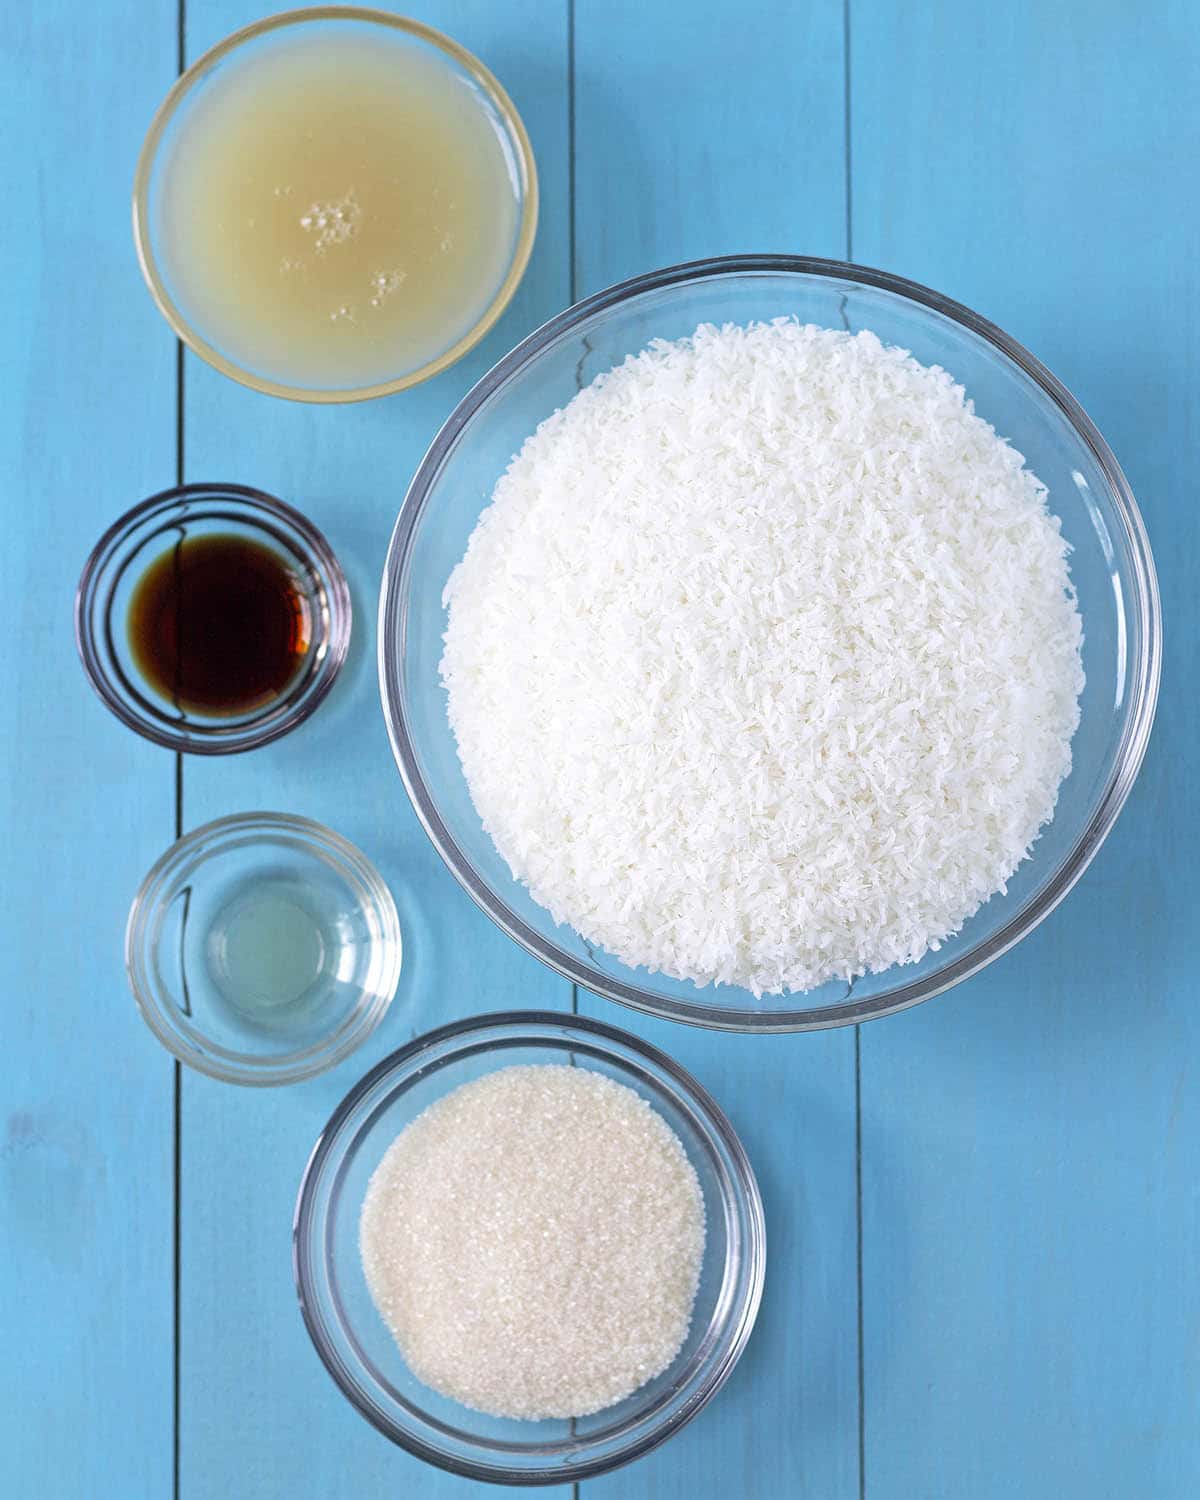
[128,534,310,716]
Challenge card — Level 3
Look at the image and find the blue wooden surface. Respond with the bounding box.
[1,4,177,1495]
[3,2,1196,1497]
[852,6,1200,1495]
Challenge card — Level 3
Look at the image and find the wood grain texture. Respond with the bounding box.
[573,5,861,1498]
[0,3,177,1495]
[850,2,1199,1495]
[573,0,848,294]
[176,4,572,1497]
[10,2,1200,1496]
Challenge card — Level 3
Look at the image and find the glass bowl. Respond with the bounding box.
[132,7,537,403]
[126,812,401,1085]
[76,482,351,754]
[293,1010,764,1483]
[378,254,1162,1032]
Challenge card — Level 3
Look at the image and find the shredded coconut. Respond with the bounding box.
[441,322,1084,995]
[360,1065,705,1420]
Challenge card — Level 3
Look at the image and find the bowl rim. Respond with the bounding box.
[131,4,539,404]
[378,253,1163,1033]
[75,481,352,755]
[124,810,401,1085]
[292,1007,766,1483]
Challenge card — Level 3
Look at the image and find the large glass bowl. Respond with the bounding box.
[378,256,1161,1032]
[293,1011,765,1483]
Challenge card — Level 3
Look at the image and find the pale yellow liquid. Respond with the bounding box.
[158,30,521,390]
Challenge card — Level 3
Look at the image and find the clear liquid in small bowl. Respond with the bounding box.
[205,877,348,1028]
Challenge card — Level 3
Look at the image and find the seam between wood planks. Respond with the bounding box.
[844,8,864,1496]
[172,13,186,1500]
[567,13,582,1499]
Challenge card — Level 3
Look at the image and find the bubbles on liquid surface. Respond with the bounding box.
[368,268,406,307]
[300,189,361,253]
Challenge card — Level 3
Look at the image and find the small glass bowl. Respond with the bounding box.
[132,7,538,402]
[76,483,351,754]
[126,812,401,1086]
[294,1011,765,1484]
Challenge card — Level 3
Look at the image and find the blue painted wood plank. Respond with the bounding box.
[175,5,572,1497]
[573,5,861,1498]
[574,0,848,295]
[0,4,177,1496]
[850,3,1199,1496]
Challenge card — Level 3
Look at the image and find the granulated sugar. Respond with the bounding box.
[441,321,1085,995]
[359,1064,706,1420]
